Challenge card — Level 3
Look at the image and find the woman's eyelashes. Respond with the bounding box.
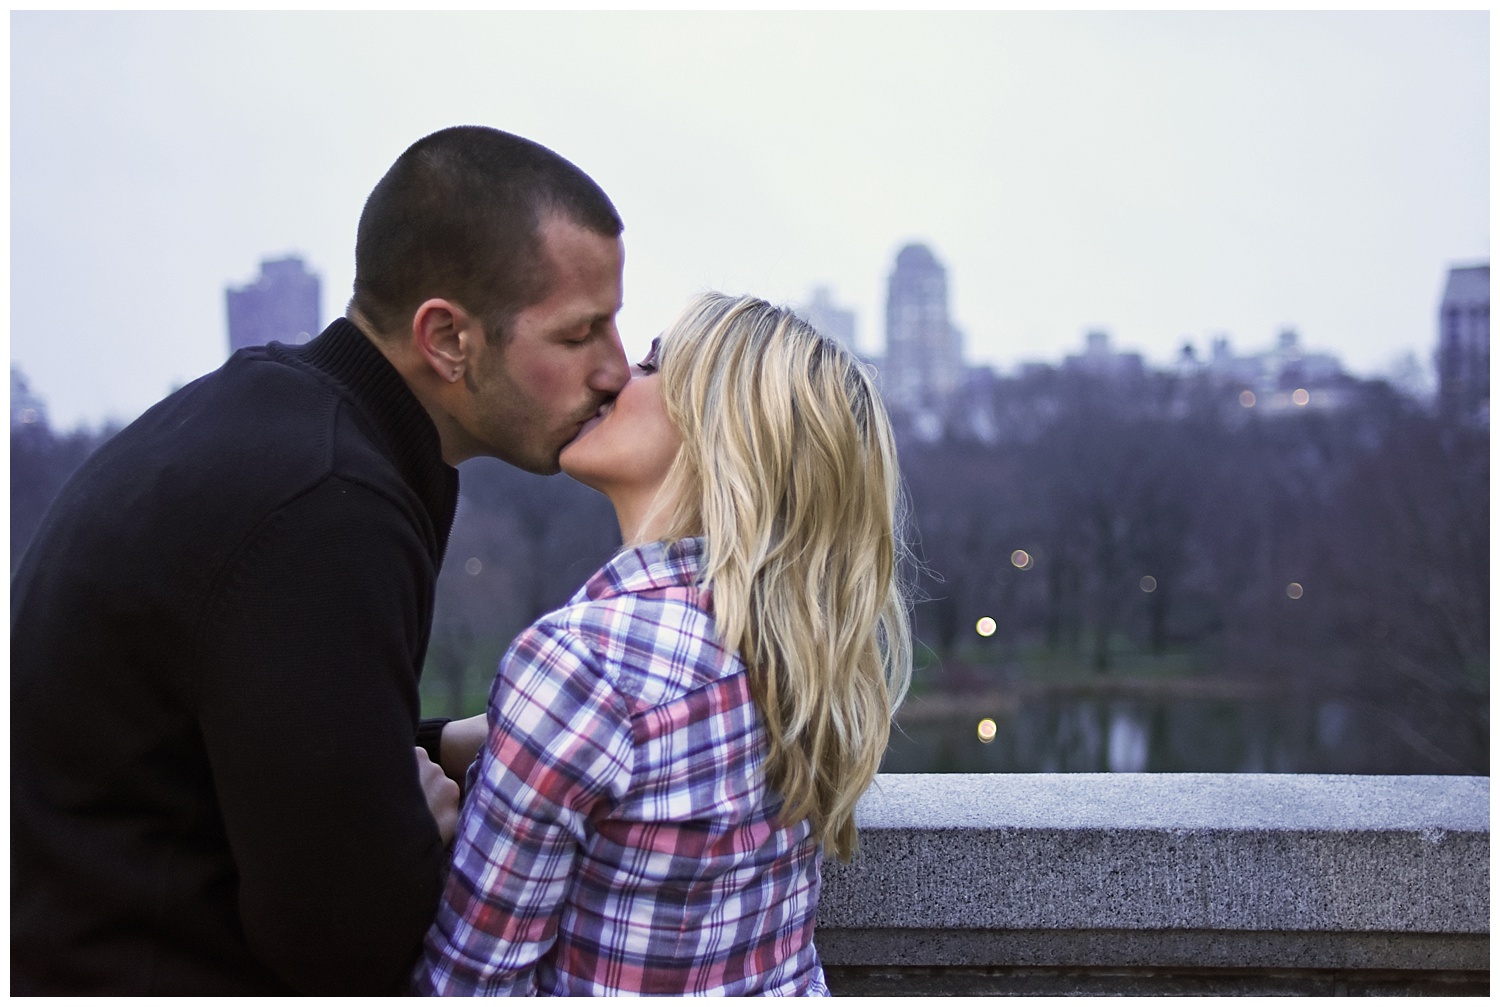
[638,336,662,374]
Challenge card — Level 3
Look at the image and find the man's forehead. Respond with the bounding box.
[526,226,621,309]
[538,215,623,265]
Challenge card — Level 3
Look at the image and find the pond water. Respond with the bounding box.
[879,693,1481,775]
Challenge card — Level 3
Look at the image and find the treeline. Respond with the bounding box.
[11,420,119,568]
[11,366,1487,771]
[903,365,1487,771]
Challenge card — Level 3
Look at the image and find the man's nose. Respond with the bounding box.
[593,329,631,394]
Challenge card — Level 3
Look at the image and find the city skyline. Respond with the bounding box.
[12,11,1488,430]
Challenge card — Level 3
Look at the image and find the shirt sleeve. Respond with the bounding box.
[195,476,448,994]
[413,619,635,996]
[416,717,451,765]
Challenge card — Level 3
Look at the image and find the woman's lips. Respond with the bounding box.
[575,401,612,440]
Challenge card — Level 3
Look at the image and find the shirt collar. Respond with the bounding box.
[577,537,708,603]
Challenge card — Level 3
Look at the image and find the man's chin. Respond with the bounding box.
[486,442,564,476]
[522,455,564,476]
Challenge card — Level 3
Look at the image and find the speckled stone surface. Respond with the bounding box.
[817,774,1488,946]
[816,927,1490,971]
[849,773,1489,832]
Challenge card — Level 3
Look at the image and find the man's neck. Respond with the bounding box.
[348,313,471,467]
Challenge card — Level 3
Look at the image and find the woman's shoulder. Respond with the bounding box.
[555,585,737,692]
[534,539,743,707]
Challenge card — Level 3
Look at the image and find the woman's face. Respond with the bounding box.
[560,337,682,501]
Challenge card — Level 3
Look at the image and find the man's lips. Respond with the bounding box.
[574,401,612,440]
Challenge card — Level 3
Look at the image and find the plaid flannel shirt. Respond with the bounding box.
[414,537,829,996]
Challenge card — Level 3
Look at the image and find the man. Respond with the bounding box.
[11,126,630,993]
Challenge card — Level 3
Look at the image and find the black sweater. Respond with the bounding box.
[12,319,459,994]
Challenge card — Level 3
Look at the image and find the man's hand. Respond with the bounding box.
[438,714,487,783]
[416,747,460,845]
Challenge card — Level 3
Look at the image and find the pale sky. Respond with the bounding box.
[11,11,1489,430]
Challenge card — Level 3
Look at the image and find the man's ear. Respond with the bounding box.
[411,299,482,385]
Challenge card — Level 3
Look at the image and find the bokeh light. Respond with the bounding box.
[1292,388,1311,407]
[465,557,483,576]
[976,617,997,638]
[1010,549,1033,570]
[1286,582,1304,599]
[977,718,998,743]
[1239,390,1256,408]
[1139,575,1157,593]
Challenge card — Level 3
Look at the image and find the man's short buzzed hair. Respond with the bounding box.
[350,126,622,343]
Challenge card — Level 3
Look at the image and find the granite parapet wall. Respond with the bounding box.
[817,774,1488,996]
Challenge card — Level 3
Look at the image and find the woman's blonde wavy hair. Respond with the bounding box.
[643,292,913,861]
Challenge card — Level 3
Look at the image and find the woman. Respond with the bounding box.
[415,292,912,996]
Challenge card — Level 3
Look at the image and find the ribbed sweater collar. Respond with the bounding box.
[292,318,459,551]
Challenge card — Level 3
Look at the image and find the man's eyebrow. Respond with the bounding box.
[548,311,602,335]
[583,305,622,328]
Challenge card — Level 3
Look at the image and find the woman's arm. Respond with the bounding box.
[437,714,487,783]
[412,622,634,996]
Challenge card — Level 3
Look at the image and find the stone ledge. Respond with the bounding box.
[822,964,1489,997]
[816,774,1488,992]
[846,773,1488,833]
[816,928,1488,972]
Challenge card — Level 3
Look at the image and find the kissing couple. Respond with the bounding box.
[13,126,911,996]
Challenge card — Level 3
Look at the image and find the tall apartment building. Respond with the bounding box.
[799,286,858,351]
[1436,263,1489,424]
[883,243,964,414]
[225,256,321,355]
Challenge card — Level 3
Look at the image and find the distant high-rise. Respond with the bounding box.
[226,256,321,355]
[799,286,858,351]
[1436,263,1488,424]
[1064,329,1145,381]
[883,243,964,413]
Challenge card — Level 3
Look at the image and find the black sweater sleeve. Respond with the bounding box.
[195,476,447,994]
[417,718,450,765]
